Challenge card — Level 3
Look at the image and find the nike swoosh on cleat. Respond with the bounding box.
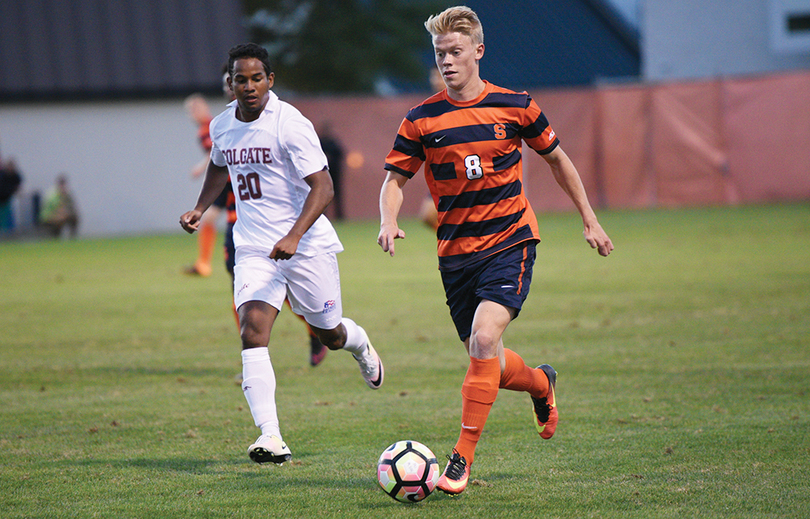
[442,480,466,490]
[369,358,383,387]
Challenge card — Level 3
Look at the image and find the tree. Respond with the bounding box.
[242,0,446,94]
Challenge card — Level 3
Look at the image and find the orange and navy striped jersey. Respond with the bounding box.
[225,180,236,224]
[384,81,560,271]
[199,118,213,152]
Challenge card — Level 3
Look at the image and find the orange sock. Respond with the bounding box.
[454,357,500,465]
[195,221,216,273]
[500,348,548,399]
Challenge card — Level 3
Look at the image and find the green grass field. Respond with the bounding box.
[1,204,809,518]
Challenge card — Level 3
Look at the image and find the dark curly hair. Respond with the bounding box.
[227,43,273,78]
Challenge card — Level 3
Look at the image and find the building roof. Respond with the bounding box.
[0,0,246,101]
[0,0,639,101]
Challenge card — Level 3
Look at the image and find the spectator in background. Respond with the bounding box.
[40,174,79,238]
[0,154,22,234]
[318,123,346,221]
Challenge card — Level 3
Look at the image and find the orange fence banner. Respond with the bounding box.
[294,70,810,220]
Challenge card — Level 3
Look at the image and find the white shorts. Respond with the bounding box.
[233,246,343,330]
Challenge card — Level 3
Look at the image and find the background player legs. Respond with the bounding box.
[284,299,328,366]
[185,206,221,277]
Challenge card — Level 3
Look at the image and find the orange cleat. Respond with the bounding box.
[531,364,558,440]
[436,450,470,495]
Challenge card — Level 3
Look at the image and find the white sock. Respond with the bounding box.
[241,347,281,438]
[340,317,368,356]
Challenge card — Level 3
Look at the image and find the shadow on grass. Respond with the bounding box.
[6,365,238,388]
[55,456,377,493]
[85,366,235,379]
[56,456,242,474]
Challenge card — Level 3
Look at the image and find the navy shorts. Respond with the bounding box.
[441,241,536,341]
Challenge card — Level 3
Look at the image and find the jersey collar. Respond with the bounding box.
[227,90,279,117]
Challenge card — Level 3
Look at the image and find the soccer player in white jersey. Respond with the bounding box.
[180,43,384,465]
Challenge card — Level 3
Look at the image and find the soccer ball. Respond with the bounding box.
[377,440,440,503]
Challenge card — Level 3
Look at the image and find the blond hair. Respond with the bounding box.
[424,6,483,45]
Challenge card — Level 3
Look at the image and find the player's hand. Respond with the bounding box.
[269,235,300,261]
[179,210,202,234]
[378,223,406,257]
[584,222,614,257]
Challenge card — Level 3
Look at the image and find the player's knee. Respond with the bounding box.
[315,326,346,351]
[240,326,268,349]
[325,341,343,351]
[321,334,345,351]
[469,328,499,356]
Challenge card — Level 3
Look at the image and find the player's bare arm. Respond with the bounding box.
[542,146,614,257]
[377,171,409,256]
[179,161,230,233]
[270,167,334,260]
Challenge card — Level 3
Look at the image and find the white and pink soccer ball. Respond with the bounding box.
[376,440,440,503]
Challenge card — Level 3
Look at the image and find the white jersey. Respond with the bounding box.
[209,91,342,256]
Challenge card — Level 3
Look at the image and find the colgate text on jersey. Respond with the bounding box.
[223,147,274,166]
